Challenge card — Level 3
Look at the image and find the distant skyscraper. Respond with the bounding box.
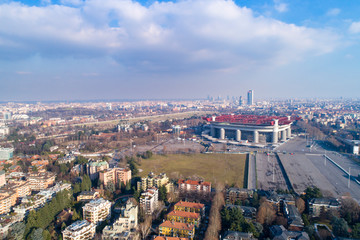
[247,90,254,105]
[239,96,243,106]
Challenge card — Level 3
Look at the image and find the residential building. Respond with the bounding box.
[267,192,295,213]
[140,187,158,215]
[0,148,13,161]
[99,167,131,188]
[86,160,109,180]
[223,231,256,240]
[0,171,5,187]
[0,180,31,202]
[284,204,304,231]
[224,205,256,220]
[153,237,189,240]
[0,191,15,215]
[226,188,254,204]
[308,198,340,217]
[77,191,100,202]
[177,179,211,193]
[27,172,56,191]
[83,198,111,225]
[159,221,195,239]
[137,172,173,192]
[62,220,96,240]
[269,225,309,240]
[166,210,200,226]
[102,198,138,239]
[174,201,205,217]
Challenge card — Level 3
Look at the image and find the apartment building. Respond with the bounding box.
[137,172,173,192]
[62,220,96,240]
[174,201,205,217]
[153,237,189,240]
[140,187,158,215]
[159,221,195,239]
[308,198,340,217]
[27,172,56,191]
[166,210,200,226]
[0,191,15,215]
[99,168,131,188]
[86,160,109,180]
[83,198,111,225]
[102,198,138,239]
[177,179,211,193]
[77,191,100,202]
[0,171,5,187]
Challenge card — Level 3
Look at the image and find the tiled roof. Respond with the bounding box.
[167,210,200,219]
[178,179,211,186]
[174,201,204,209]
[153,237,189,240]
[160,221,194,231]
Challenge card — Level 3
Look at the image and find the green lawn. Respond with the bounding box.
[138,153,247,187]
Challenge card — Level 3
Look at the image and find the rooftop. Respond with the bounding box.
[160,221,194,231]
[174,201,204,209]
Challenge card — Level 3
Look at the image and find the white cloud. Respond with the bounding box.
[349,21,360,34]
[0,0,339,72]
[274,0,288,13]
[326,8,341,17]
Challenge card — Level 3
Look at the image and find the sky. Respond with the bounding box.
[1,0,360,101]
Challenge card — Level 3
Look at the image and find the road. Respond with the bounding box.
[247,153,256,189]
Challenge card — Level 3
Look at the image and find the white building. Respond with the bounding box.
[102,198,138,239]
[62,220,96,240]
[83,198,111,225]
[0,148,13,161]
[140,187,158,215]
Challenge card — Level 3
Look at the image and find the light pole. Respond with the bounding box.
[348,167,351,188]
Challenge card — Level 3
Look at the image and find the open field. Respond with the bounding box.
[138,153,247,187]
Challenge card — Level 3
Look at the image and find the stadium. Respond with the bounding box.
[202,114,297,146]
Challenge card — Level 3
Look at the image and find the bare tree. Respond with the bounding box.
[256,200,276,225]
[295,198,306,214]
[204,184,225,240]
[138,216,152,240]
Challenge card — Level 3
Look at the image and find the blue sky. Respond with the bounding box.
[1,0,360,101]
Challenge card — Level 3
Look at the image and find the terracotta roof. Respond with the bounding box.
[174,201,205,209]
[178,179,211,186]
[167,210,200,219]
[159,221,194,231]
[153,237,189,240]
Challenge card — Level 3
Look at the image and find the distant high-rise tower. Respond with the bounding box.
[239,96,243,106]
[247,90,254,105]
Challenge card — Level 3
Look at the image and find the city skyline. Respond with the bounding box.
[1,0,360,101]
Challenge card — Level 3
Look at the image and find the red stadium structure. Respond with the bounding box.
[202,114,300,145]
[203,114,300,126]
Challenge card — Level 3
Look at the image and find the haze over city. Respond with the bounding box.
[1,0,360,101]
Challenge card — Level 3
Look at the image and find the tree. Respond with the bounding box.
[138,216,152,240]
[125,181,132,193]
[340,197,360,225]
[158,185,167,202]
[8,222,25,240]
[352,223,360,239]
[304,186,322,200]
[332,217,350,237]
[29,228,43,240]
[295,197,306,214]
[204,184,224,240]
[42,230,51,240]
[256,200,276,225]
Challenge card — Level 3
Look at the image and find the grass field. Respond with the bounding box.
[138,153,247,187]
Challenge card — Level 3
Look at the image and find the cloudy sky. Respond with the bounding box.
[0,0,360,101]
